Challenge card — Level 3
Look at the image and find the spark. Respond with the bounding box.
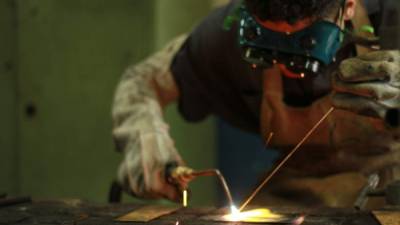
[175,221,180,225]
[292,215,306,225]
[239,107,335,211]
[264,132,274,147]
[182,190,188,207]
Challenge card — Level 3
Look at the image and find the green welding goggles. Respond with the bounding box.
[238,6,343,78]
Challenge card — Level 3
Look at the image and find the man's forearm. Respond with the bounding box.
[112,34,187,151]
[111,34,188,199]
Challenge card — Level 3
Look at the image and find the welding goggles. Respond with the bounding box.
[238,7,343,78]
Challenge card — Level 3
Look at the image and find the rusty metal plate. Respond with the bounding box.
[373,211,400,225]
[116,205,181,222]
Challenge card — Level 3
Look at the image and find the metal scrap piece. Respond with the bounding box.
[373,211,400,225]
[116,205,180,222]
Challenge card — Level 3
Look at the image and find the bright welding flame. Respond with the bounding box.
[230,205,239,215]
[224,208,283,222]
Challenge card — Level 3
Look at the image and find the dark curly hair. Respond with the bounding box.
[244,0,343,23]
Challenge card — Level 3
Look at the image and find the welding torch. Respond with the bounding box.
[166,166,234,208]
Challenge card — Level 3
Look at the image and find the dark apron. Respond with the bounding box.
[258,65,399,208]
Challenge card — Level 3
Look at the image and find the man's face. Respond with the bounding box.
[255,18,336,79]
[257,0,356,34]
[253,0,357,79]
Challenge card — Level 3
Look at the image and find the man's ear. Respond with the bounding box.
[343,0,357,20]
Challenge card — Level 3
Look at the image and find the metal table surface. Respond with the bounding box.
[0,199,393,225]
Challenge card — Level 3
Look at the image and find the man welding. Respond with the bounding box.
[112,0,400,207]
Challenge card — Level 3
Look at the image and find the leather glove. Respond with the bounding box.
[166,166,196,190]
[116,128,194,202]
[332,50,400,126]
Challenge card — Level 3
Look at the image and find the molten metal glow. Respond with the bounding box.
[230,205,239,215]
[224,208,283,222]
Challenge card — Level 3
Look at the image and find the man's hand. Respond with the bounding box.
[116,130,191,202]
[167,166,196,191]
[332,50,400,124]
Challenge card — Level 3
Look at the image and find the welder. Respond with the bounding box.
[112,0,400,207]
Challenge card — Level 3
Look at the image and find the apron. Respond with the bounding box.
[257,65,400,208]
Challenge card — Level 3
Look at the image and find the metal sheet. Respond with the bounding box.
[202,215,300,224]
[201,208,302,224]
[116,205,181,222]
[373,211,400,225]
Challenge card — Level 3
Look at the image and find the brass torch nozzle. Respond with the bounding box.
[168,166,234,208]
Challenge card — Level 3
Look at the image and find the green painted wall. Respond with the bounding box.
[155,0,217,207]
[0,0,218,205]
[0,0,18,196]
[16,0,155,202]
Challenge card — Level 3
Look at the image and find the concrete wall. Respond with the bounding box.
[0,0,18,195]
[0,0,219,205]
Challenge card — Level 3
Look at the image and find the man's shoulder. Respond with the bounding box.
[172,0,251,79]
[186,1,240,56]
